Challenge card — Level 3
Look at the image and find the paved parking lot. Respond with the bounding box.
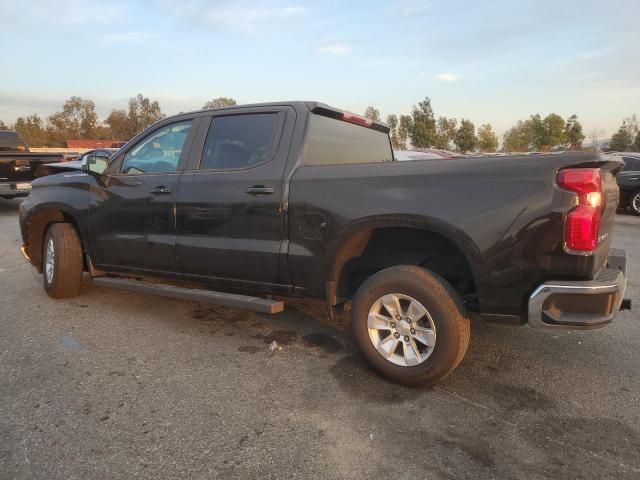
[1,198,639,479]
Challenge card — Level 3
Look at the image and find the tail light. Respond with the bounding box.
[557,168,603,252]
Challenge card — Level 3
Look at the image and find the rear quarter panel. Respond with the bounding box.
[288,153,620,316]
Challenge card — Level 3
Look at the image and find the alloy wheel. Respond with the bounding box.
[367,293,436,367]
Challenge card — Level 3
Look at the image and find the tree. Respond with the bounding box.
[364,106,381,122]
[454,119,476,153]
[635,131,640,151]
[105,109,131,140]
[410,97,436,148]
[398,115,412,150]
[203,97,237,109]
[542,113,565,150]
[128,93,164,135]
[528,113,565,151]
[433,116,457,150]
[386,114,401,149]
[502,119,534,152]
[563,114,584,150]
[14,114,48,147]
[477,124,498,152]
[609,115,639,151]
[46,96,99,145]
[587,128,606,151]
[0,120,8,130]
[106,93,165,140]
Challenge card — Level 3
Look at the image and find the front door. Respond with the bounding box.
[89,119,195,273]
[175,108,294,285]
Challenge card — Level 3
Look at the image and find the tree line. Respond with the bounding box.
[364,99,499,154]
[2,93,638,153]
[364,97,595,154]
[608,115,640,152]
[0,96,237,148]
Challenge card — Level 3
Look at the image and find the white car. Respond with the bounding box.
[394,150,443,161]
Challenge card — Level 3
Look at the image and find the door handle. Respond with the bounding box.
[149,186,172,195]
[246,185,275,195]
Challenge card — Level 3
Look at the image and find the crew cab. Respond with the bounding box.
[0,130,65,199]
[18,101,630,386]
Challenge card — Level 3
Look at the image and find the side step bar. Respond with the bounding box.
[92,277,284,314]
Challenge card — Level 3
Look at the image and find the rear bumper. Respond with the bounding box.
[0,182,31,197]
[528,249,628,330]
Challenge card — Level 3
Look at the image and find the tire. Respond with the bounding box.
[351,265,470,387]
[42,223,84,298]
[629,190,640,216]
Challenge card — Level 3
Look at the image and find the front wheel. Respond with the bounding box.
[630,191,640,216]
[351,265,470,387]
[43,223,84,298]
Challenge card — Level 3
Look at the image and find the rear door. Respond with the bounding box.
[175,106,295,285]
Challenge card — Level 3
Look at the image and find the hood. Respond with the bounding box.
[34,160,83,179]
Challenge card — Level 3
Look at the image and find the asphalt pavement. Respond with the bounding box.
[1,197,639,479]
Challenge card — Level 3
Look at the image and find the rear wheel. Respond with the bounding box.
[630,190,640,216]
[43,223,84,298]
[351,265,470,387]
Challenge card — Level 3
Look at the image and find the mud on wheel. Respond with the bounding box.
[42,223,84,298]
[351,265,470,387]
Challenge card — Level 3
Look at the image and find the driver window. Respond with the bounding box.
[121,120,192,175]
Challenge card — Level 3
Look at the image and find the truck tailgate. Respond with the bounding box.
[0,153,66,183]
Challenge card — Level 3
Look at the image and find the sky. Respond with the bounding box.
[1,0,639,139]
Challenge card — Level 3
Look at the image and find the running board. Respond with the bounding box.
[92,277,284,314]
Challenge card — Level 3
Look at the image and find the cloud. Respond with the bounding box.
[0,0,126,26]
[98,32,158,45]
[388,0,435,17]
[157,1,306,33]
[316,42,351,55]
[435,73,459,82]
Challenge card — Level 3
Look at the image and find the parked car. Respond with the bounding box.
[18,101,629,386]
[0,130,65,199]
[413,148,462,158]
[394,150,442,161]
[610,152,640,215]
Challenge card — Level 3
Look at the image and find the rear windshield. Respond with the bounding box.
[302,114,393,166]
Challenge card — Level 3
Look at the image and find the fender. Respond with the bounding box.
[20,178,91,271]
[324,213,486,305]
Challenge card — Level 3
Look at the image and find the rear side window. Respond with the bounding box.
[303,114,393,166]
[200,113,280,170]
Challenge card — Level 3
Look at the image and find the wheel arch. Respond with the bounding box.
[24,203,87,273]
[325,214,485,306]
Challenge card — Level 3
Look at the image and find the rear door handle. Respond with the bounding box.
[150,186,172,195]
[246,185,275,195]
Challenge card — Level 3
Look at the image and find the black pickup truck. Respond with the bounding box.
[18,101,630,386]
[0,130,65,199]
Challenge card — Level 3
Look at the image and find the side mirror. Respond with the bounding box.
[81,155,109,176]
